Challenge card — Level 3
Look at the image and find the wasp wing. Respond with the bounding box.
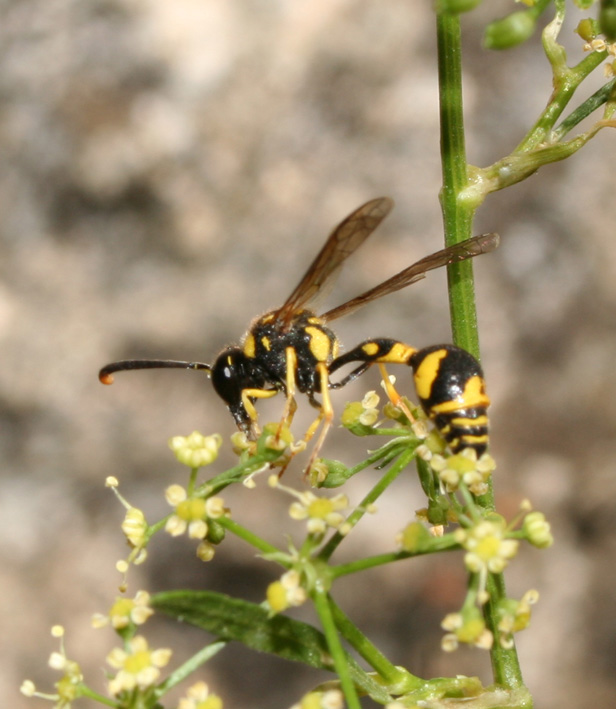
[321,232,499,322]
[275,197,394,326]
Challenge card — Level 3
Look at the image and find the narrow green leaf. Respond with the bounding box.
[152,590,391,703]
[153,590,331,669]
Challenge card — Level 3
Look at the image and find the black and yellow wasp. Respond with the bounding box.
[100,198,497,466]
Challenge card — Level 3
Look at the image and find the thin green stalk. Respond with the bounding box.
[79,687,117,707]
[554,77,616,140]
[312,588,362,709]
[331,534,458,579]
[318,446,416,561]
[217,516,281,556]
[329,598,422,690]
[436,11,479,356]
[154,641,227,698]
[436,10,525,691]
[516,51,607,152]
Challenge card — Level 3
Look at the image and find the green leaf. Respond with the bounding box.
[152,590,391,703]
[153,590,331,668]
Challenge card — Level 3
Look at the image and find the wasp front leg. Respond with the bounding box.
[239,387,279,439]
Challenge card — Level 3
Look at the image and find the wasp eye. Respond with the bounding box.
[210,348,245,404]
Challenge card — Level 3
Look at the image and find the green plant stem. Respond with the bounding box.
[79,686,117,707]
[436,10,525,692]
[516,51,607,152]
[436,11,479,356]
[554,76,616,140]
[198,451,284,496]
[217,516,281,556]
[318,446,416,561]
[331,534,459,579]
[329,598,422,691]
[312,588,362,709]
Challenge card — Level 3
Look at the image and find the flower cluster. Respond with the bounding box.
[20,626,84,707]
[425,448,496,495]
[456,517,519,578]
[441,606,493,652]
[106,477,150,578]
[106,635,172,697]
[270,475,350,536]
[92,590,154,630]
[169,431,222,468]
[165,486,227,561]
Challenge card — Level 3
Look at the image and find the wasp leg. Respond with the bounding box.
[329,361,371,390]
[241,387,278,438]
[274,347,300,444]
[302,361,334,476]
[377,363,415,423]
[330,339,417,420]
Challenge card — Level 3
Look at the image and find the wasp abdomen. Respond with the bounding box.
[409,345,490,456]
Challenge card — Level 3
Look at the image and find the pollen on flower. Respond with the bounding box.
[107,635,172,697]
[105,476,119,488]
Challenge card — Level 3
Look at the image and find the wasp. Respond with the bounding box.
[100,198,497,468]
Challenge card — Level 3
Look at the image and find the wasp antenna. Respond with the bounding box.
[98,359,212,385]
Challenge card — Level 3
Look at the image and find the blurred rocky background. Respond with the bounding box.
[3,1,616,707]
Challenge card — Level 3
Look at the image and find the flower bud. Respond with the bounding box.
[484,11,536,50]
[575,18,599,42]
